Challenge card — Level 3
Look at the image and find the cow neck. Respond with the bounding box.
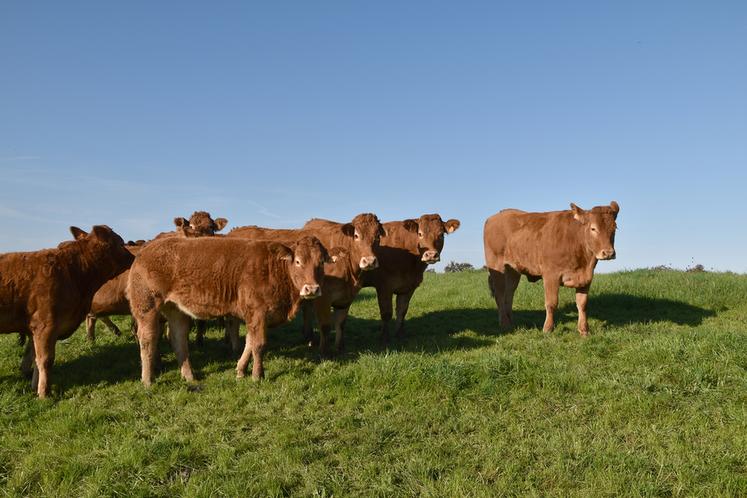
[60,240,113,291]
[567,214,599,277]
[383,223,422,259]
[271,257,303,321]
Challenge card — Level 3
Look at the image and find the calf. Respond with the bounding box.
[155,210,229,240]
[127,236,328,386]
[0,226,134,397]
[353,214,460,341]
[483,201,619,336]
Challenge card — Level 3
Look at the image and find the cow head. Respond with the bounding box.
[70,225,136,273]
[323,247,352,279]
[340,213,385,271]
[272,236,330,300]
[571,201,619,260]
[174,211,228,237]
[402,214,461,264]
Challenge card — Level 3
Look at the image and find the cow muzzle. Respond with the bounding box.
[359,256,379,271]
[300,284,322,299]
[597,249,616,260]
[421,250,440,264]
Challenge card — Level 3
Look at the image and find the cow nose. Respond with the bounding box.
[421,250,440,263]
[300,284,321,299]
[599,249,616,260]
[359,256,378,270]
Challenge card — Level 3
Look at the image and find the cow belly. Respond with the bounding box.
[168,297,231,320]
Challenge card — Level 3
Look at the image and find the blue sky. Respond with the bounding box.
[1,2,746,272]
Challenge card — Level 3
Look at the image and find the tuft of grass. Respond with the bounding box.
[2,269,747,495]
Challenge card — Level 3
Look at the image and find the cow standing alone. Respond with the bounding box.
[0,226,134,397]
[483,201,619,336]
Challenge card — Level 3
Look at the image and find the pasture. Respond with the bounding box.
[1,268,747,496]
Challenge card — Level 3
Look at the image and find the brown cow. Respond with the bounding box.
[86,212,228,344]
[352,214,460,341]
[483,201,620,336]
[229,213,384,350]
[0,226,134,397]
[127,236,329,386]
[85,242,144,341]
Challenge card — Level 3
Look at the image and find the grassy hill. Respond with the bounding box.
[2,269,747,496]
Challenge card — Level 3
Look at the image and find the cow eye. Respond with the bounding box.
[295,259,302,266]
[418,232,423,238]
[591,226,598,232]
[354,233,360,240]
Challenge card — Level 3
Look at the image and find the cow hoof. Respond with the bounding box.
[186,384,203,393]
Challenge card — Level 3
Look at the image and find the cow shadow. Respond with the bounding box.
[584,293,716,327]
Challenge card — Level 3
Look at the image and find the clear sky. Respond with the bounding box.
[1,2,746,272]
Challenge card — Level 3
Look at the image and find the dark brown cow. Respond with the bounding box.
[0,226,134,397]
[483,201,620,336]
[86,212,228,344]
[346,214,460,341]
[127,236,328,386]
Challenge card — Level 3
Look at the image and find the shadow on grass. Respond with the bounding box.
[0,293,716,394]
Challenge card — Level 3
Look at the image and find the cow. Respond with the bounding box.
[229,213,385,351]
[0,226,134,397]
[126,236,329,386]
[347,214,460,341]
[85,212,228,344]
[483,201,620,336]
[85,241,145,341]
[155,211,228,240]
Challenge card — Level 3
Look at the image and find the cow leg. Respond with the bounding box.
[301,301,315,346]
[576,286,590,337]
[503,268,521,327]
[314,300,332,357]
[488,269,508,326]
[542,276,560,333]
[101,316,122,336]
[31,331,55,398]
[130,318,138,340]
[136,312,161,388]
[20,338,35,378]
[376,288,394,343]
[18,333,26,347]
[163,309,195,383]
[224,316,242,356]
[85,314,97,342]
[394,290,415,338]
[195,320,206,348]
[237,315,266,381]
[334,306,349,353]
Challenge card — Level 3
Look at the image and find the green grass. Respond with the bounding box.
[2,269,747,496]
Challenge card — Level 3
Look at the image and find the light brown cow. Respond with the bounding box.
[127,236,329,386]
[0,226,134,397]
[483,201,620,336]
[86,212,228,343]
[352,214,460,341]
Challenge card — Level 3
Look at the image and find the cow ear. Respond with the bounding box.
[402,220,419,233]
[444,219,460,234]
[268,242,293,262]
[213,218,228,232]
[91,225,113,240]
[70,226,88,240]
[174,217,189,228]
[570,203,587,223]
[341,223,355,237]
[610,201,620,218]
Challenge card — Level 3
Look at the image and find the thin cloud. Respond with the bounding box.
[0,156,41,162]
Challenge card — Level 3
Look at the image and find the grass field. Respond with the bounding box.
[2,269,747,496]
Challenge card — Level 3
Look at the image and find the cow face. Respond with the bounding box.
[174,211,228,237]
[571,201,619,260]
[275,236,329,300]
[323,247,352,279]
[403,214,461,264]
[70,225,136,271]
[340,213,385,271]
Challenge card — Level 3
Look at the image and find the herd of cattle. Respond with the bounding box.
[0,201,620,397]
